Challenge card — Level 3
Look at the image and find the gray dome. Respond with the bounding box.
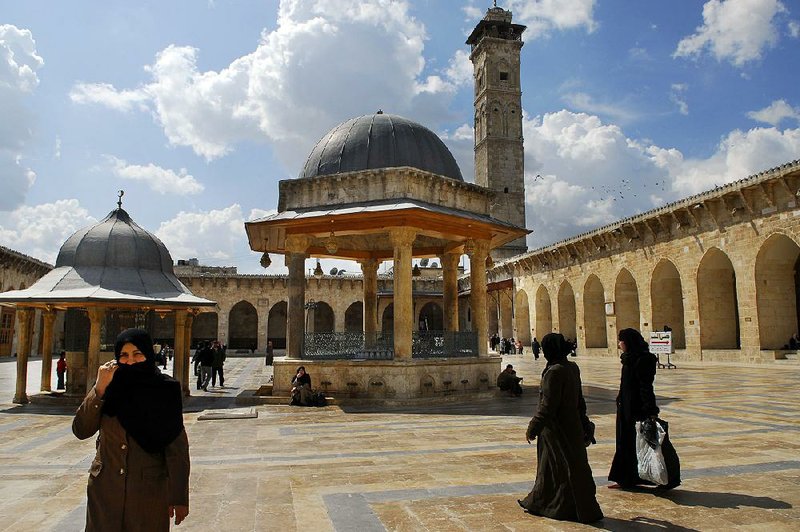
[300,113,463,181]
[56,208,175,273]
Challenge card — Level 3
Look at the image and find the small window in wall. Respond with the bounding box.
[500,71,508,81]
[504,187,509,193]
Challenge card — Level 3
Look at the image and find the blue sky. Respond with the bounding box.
[1,0,799,274]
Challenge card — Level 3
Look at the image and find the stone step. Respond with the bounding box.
[235,388,337,406]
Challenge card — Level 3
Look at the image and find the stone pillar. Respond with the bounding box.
[359,258,379,347]
[85,308,105,393]
[173,310,187,396]
[440,253,460,332]
[285,235,312,359]
[40,309,56,392]
[468,240,490,357]
[389,228,416,359]
[183,312,194,396]
[13,308,33,404]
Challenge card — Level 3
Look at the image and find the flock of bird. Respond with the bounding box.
[531,173,670,202]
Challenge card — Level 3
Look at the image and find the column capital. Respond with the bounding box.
[388,227,417,248]
[464,239,490,259]
[357,257,379,273]
[438,252,461,271]
[86,307,105,323]
[285,234,313,254]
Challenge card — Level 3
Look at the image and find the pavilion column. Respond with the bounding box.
[86,308,105,393]
[468,240,490,357]
[389,228,416,360]
[182,312,194,396]
[440,252,460,333]
[359,258,379,348]
[13,308,34,404]
[173,310,188,396]
[285,235,312,360]
[40,308,56,392]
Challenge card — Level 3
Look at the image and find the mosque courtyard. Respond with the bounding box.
[0,354,798,531]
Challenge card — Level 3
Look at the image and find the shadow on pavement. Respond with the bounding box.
[655,489,792,509]
[593,516,700,531]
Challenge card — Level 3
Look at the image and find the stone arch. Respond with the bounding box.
[755,233,800,349]
[267,301,287,349]
[313,301,335,333]
[381,303,394,334]
[514,289,531,344]
[507,104,521,138]
[344,302,363,333]
[557,281,577,342]
[229,300,258,350]
[418,302,443,331]
[615,269,640,332]
[489,100,502,136]
[192,312,218,344]
[697,248,740,349]
[583,275,607,348]
[651,259,686,349]
[534,285,552,338]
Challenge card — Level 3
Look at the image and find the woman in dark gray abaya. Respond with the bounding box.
[519,333,603,523]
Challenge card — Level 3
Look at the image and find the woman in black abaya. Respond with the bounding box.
[519,333,603,523]
[608,327,660,488]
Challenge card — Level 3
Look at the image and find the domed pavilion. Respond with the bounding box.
[0,198,215,404]
[245,112,529,401]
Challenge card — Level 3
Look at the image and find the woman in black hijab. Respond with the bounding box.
[73,328,190,531]
[519,333,603,523]
[608,328,659,488]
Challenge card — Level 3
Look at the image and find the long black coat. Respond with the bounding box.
[608,351,660,486]
[520,361,603,523]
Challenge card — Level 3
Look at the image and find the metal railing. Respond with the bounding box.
[303,332,393,360]
[412,331,478,359]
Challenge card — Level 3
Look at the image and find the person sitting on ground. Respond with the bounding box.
[290,366,314,406]
[497,364,523,396]
[789,333,800,350]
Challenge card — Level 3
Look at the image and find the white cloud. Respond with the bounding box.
[501,0,598,38]
[561,92,639,124]
[674,0,788,67]
[105,156,205,195]
[70,82,150,112]
[444,49,472,87]
[68,0,453,169]
[0,200,96,263]
[669,83,689,116]
[668,126,800,195]
[789,21,800,38]
[0,24,43,211]
[747,99,800,126]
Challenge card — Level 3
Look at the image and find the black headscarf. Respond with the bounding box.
[102,328,184,454]
[541,332,571,364]
[618,328,651,364]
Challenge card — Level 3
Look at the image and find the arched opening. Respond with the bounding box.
[615,269,640,332]
[514,290,531,344]
[228,301,258,350]
[557,281,577,342]
[267,301,287,349]
[583,275,607,348]
[345,302,363,333]
[418,302,443,331]
[313,301,335,333]
[698,248,740,349]
[192,312,218,345]
[382,303,394,334]
[755,234,800,349]
[534,285,552,339]
[651,260,686,349]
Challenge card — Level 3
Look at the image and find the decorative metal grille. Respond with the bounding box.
[303,332,394,360]
[412,331,478,358]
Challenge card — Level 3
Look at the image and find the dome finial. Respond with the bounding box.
[117,190,124,209]
[376,109,383,114]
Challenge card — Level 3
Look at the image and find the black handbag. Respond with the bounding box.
[656,417,681,489]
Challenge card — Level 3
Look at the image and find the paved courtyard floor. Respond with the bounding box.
[1,353,798,531]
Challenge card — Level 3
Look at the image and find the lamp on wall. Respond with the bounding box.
[260,252,271,268]
[324,224,338,254]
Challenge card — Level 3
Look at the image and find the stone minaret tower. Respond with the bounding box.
[467,5,527,261]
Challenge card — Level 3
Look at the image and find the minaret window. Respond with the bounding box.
[499,71,508,81]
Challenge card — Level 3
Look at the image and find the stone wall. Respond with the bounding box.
[0,246,53,357]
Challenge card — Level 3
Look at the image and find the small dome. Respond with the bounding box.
[56,208,175,273]
[300,113,463,181]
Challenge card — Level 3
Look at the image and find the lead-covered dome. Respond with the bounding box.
[300,113,463,181]
[56,208,175,273]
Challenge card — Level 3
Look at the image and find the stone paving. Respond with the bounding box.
[1,353,799,531]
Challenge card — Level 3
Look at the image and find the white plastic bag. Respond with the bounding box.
[635,419,668,485]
